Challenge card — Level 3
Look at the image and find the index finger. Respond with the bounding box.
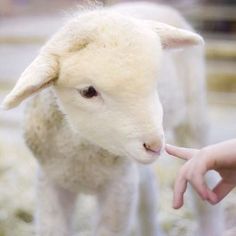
[166,144,199,161]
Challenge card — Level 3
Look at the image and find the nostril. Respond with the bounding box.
[143,143,150,151]
[143,142,162,154]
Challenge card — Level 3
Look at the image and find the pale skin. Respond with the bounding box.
[166,139,236,209]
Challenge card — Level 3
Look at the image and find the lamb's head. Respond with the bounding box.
[1,11,203,164]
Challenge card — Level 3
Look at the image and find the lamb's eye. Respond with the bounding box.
[79,86,98,99]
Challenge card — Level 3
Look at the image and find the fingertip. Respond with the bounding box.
[208,194,219,205]
[165,144,174,154]
[173,203,180,209]
[165,144,197,160]
[173,200,183,209]
[172,200,178,209]
[173,193,184,210]
[208,199,219,205]
[207,195,219,205]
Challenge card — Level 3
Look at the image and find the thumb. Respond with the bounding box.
[211,179,236,204]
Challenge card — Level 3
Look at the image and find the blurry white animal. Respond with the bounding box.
[1,2,223,236]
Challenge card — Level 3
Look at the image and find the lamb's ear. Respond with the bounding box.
[1,53,58,110]
[146,21,204,49]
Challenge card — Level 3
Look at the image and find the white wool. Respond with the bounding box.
[1,2,223,236]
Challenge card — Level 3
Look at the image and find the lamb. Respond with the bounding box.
[1,2,223,236]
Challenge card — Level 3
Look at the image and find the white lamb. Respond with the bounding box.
[2,2,223,236]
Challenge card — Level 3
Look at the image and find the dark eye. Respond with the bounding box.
[79,86,98,99]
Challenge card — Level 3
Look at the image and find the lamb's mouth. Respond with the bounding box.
[131,152,162,165]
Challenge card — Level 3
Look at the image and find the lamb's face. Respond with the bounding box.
[54,25,164,164]
[1,11,203,164]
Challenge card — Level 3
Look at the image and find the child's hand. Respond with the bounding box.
[166,139,236,209]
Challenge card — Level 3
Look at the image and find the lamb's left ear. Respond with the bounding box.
[1,53,58,110]
[146,21,204,49]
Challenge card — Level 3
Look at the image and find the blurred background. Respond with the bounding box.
[0,0,236,235]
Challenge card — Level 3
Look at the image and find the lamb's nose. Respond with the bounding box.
[143,140,163,155]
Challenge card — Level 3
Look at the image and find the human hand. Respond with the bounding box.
[166,140,236,209]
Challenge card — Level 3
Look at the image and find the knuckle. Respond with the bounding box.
[186,172,193,181]
[179,167,187,177]
[199,147,210,158]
